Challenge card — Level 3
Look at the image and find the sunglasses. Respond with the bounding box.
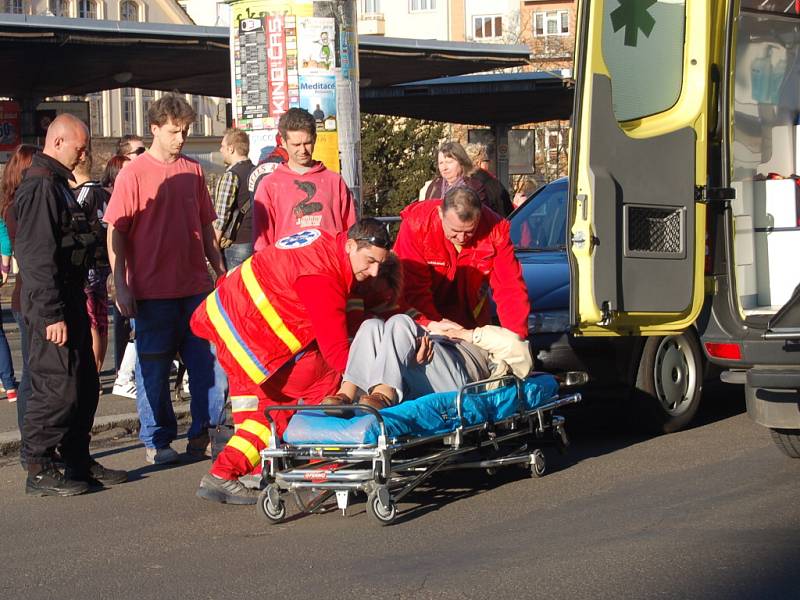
[128,147,146,156]
[353,235,393,250]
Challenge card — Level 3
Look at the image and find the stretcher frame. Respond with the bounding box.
[257,374,581,525]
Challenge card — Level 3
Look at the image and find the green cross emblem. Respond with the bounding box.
[610,0,657,47]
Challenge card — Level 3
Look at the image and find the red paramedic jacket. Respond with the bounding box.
[394,199,530,339]
[190,229,354,387]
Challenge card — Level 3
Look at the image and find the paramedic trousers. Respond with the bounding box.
[210,345,340,480]
[344,315,473,403]
[21,287,99,469]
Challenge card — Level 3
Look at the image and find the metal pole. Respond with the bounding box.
[493,123,510,191]
[334,0,362,215]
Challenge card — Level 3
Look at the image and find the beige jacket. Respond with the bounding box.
[470,325,532,380]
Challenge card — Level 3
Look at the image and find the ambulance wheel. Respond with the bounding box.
[367,492,397,525]
[258,488,286,524]
[632,331,703,434]
[530,449,546,478]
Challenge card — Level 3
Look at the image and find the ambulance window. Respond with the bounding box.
[601,0,686,122]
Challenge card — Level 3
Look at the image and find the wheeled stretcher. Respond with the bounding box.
[257,373,581,525]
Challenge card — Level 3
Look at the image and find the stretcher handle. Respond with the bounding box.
[263,403,388,439]
[456,374,520,427]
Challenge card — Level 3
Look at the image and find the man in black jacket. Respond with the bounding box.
[15,114,126,496]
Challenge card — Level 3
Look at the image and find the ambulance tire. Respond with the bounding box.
[632,331,704,434]
[770,429,800,458]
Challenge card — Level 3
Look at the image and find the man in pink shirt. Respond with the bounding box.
[105,93,227,466]
[252,108,356,251]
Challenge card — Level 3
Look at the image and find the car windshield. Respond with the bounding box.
[509,180,568,251]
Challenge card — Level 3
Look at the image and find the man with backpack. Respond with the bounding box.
[214,128,255,270]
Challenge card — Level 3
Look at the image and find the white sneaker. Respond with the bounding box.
[144,446,180,465]
[112,381,137,399]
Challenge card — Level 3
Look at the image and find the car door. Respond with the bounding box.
[568,0,715,335]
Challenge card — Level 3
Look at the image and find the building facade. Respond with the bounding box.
[1,0,228,159]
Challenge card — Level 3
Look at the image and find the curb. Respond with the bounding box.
[0,404,192,457]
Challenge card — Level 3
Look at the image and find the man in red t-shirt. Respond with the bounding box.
[105,93,227,466]
[252,108,356,251]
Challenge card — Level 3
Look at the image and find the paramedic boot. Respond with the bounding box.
[196,473,259,505]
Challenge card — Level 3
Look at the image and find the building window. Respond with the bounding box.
[534,10,569,37]
[120,0,138,21]
[191,96,206,136]
[3,0,24,13]
[48,0,69,16]
[473,15,502,40]
[141,89,154,130]
[360,0,381,14]
[122,87,137,135]
[88,92,103,136]
[409,0,435,12]
[78,0,96,18]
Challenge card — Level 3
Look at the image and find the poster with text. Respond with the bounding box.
[299,75,336,130]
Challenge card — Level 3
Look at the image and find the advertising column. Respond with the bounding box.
[228,0,360,203]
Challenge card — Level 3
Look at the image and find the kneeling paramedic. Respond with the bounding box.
[190,219,392,504]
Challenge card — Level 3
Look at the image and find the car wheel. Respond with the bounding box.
[632,331,704,434]
[770,428,800,458]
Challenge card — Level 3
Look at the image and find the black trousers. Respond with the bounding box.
[21,288,99,468]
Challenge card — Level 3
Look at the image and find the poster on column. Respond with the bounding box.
[0,101,21,160]
[228,0,340,172]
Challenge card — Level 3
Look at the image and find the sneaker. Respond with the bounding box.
[196,473,259,505]
[144,446,180,465]
[112,381,137,399]
[67,460,128,486]
[26,466,89,497]
[186,430,211,458]
[6,389,17,403]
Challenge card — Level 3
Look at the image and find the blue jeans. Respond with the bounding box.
[134,293,227,449]
[223,242,253,271]
[12,310,28,432]
[0,309,17,393]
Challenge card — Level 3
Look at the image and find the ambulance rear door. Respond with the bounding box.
[568,0,714,335]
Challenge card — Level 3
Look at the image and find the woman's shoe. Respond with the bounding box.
[6,389,17,403]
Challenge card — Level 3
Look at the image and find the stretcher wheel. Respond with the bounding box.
[530,449,546,478]
[258,487,286,524]
[366,492,397,525]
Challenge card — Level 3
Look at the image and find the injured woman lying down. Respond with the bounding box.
[322,313,533,411]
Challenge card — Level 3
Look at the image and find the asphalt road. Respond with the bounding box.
[1,385,798,600]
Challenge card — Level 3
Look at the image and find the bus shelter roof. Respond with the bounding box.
[0,14,532,98]
[360,72,575,125]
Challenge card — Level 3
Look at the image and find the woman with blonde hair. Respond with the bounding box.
[464,142,513,217]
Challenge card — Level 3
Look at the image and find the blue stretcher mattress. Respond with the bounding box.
[282,374,560,446]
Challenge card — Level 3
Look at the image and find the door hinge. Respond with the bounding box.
[695,185,735,204]
[599,301,614,326]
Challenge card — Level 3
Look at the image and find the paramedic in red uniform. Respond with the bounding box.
[394,186,530,339]
[252,107,356,251]
[192,219,392,505]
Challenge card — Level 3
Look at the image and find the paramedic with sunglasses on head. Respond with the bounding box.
[191,219,392,505]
